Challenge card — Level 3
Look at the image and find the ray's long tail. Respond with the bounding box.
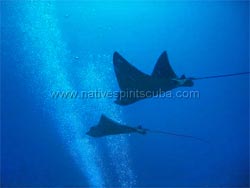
[148,129,209,143]
[190,71,249,80]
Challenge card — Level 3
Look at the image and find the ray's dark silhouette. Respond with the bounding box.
[86,115,207,143]
[113,51,249,105]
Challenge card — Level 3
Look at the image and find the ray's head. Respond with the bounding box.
[86,126,101,137]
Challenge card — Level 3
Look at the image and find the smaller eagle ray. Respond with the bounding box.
[86,115,207,143]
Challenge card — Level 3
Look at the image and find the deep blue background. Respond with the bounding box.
[1,1,249,187]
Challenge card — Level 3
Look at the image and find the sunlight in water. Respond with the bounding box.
[20,1,104,187]
[19,1,135,187]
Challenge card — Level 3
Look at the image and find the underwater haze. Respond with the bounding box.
[1,1,249,187]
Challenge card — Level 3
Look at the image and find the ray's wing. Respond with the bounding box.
[98,115,136,135]
[98,115,120,128]
[151,51,177,79]
[113,52,150,90]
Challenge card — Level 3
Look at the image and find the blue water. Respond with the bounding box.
[1,1,249,187]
